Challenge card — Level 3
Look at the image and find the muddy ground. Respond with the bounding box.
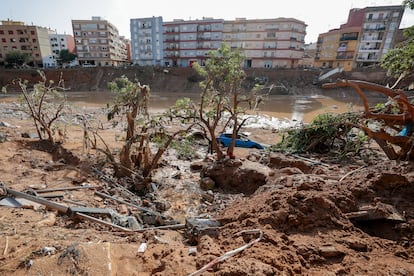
[0,99,413,276]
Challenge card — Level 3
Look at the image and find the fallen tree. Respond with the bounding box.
[322,79,414,160]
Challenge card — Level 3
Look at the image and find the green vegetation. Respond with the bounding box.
[380,1,414,88]
[3,71,67,143]
[105,76,195,182]
[190,44,263,159]
[5,51,30,68]
[58,49,77,67]
[273,112,368,158]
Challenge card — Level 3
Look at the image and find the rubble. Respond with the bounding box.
[0,100,413,275]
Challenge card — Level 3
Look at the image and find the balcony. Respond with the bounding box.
[359,47,381,51]
[356,56,379,61]
[336,54,354,60]
[165,37,179,42]
[197,26,211,32]
[363,26,386,31]
[366,16,389,22]
[197,35,211,40]
[339,36,358,41]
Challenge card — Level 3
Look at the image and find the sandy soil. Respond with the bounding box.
[0,100,413,275]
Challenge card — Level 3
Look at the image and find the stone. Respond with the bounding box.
[200,177,215,190]
[319,245,345,258]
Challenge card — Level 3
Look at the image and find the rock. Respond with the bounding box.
[118,204,129,214]
[190,161,205,172]
[319,245,345,258]
[0,121,13,127]
[268,153,312,173]
[200,177,215,190]
[36,212,57,227]
[154,200,171,211]
[0,132,6,142]
[344,239,369,252]
[278,167,304,175]
[21,132,39,139]
[201,159,270,195]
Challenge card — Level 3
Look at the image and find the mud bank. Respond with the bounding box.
[0,66,395,95]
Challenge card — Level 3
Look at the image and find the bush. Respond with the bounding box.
[273,112,366,156]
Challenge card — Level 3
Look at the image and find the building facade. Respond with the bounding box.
[314,5,404,71]
[49,34,76,56]
[163,18,224,67]
[314,26,361,71]
[356,5,404,67]
[44,33,76,68]
[130,16,163,66]
[72,16,128,66]
[131,16,306,68]
[0,20,52,67]
[223,18,306,69]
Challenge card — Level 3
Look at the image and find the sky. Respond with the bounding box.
[1,0,414,44]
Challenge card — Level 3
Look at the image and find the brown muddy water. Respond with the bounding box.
[1,89,383,123]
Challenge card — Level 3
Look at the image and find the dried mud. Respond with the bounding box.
[0,101,413,276]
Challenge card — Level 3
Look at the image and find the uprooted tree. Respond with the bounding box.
[2,70,68,143]
[103,76,194,186]
[322,80,414,161]
[273,111,367,158]
[276,79,414,161]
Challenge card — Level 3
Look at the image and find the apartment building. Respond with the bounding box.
[49,34,75,56]
[0,20,52,67]
[163,18,224,67]
[43,33,76,68]
[223,18,306,69]
[315,26,361,71]
[130,16,306,68]
[315,5,404,71]
[356,5,404,67]
[130,16,163,66]
[120,36,132,63]
[72,16,128,66]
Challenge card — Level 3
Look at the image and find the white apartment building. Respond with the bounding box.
[130,16,163,66]
[44,33,76,68]
[356,5,404,67]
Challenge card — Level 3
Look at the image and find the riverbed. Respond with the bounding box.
[0,88,379,124]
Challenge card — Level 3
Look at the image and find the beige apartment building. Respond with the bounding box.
[131,16,306,68]
[0,20,52,67]
[72,16,128,66]
[223,18,306,69]
[315,26,361,72]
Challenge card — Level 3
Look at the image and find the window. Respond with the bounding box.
[0,30,3,35]
[31,31,35,35]
[1,38,5,42]
[8,30,13,34]
[10,38,16,42]
[32,39,36,42]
